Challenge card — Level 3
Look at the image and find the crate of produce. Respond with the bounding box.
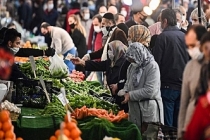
[13,78,52,108]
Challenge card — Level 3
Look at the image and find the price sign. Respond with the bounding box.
[57,93,69,106]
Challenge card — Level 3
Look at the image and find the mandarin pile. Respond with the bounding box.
[50,114,82,140]
[0,110,23,140]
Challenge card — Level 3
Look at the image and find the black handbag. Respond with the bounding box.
[139,99,177,140]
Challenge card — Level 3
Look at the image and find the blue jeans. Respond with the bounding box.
[161,88,180,127]
[63,47,76,73]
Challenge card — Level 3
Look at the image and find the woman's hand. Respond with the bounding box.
[110,84,118,95]
[121,93,130,104]
[70,57,85,66]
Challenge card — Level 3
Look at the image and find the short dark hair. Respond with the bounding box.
[1,29,21,45]
[7,22,16,28]
[114,13,124,22]
[92,14,102,23]
[161,9,177,26]
[200,32,210,47]
[186,25,207,41]
[41,22,51,29]
[0,27,8,41]
[103,13,116,25]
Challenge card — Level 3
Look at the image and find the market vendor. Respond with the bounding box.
[40,22,76,72]
[71,40,130,112]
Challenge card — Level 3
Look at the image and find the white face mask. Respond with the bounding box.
[84,13,90,20]
[187,47,202,59]
[108,50,114,61]
[101,26,108,36]
[131,63,138,67]
[57,8,62,12]
[47,4,54,11]
[128,40,132,46]
[93,26,101,33]
[120,10,127,17]
[99,13,105,17]
[182,16,186,23]
[177,22,181,29]
[10,47,20,55]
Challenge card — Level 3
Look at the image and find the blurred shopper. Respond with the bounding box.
[178,25,207,139]
[44,0,58,26]
[190,8,207,27]
[40,22,76,72]
[98,5,107,17]
[108,5,118,15]
[174,9,187,33]
[115,13,125,25]
[153,9,189,127]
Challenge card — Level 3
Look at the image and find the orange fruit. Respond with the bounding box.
[4,138,13,140]
[70,127,81,139]
[16,137,24,140]
[55,129,60,138]
[74,137,82,140]
[4,130,15,139]
[49,135,57,140]
[2,121,12,132]
[0,110,10,122]
[0,130,4,139]
[63,128,70,137]
[66,122,77,131]
[0,122,2,129]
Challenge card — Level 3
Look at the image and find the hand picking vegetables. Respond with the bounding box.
[71,106,128,122]
[50,113,82,140]
[0,110,23,140]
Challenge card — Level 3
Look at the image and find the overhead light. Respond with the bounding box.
[143,6,153,16]
[149,0,161,10]
[122,0,132,6]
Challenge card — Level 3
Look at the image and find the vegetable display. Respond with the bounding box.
[69,70,85,82]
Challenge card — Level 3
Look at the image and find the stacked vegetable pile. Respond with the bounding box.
[50,114,82,140]
[0,110,23,140]
[71,106,128,122]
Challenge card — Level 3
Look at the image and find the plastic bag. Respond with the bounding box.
[86,72,98,81]
[49,53,69,79]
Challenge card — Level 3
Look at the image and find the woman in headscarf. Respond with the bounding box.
[128,25,152,51]
[71,40,130,112]
[118,42,164,129]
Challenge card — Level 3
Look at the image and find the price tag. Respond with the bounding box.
[57,93,69,106]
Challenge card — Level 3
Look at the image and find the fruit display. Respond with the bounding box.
[50,113,82,140]
[0,110,23,140]
[69,70,85,82]
[22,41,32,48]
[1,100,21,114]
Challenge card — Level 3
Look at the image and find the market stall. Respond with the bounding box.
[0,56,142,140]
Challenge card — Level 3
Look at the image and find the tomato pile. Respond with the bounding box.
[0,110,23,140]
[69,70,85,82]
[50,114,82,140]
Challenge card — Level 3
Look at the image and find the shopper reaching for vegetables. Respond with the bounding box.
[71,40,130,112]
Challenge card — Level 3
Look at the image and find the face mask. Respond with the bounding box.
[101,26,108,36]
[99,13,105,17]
[108,50,114,61]
[84,13,90,20]
[57,8,62,12]
[10,47,20,55]
[47,4,54,11]
[131,62,138,67]
[182,16,186,23]
[120,10,127,17]
[187,47,202,59]
[177,22,181,29]
[94,26,101,33]
[70,23,75,29]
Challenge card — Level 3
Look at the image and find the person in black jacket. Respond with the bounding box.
[71,40,130,112]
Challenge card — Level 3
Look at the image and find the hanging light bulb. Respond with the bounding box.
[143,6,153,16]
[149,0,161,11]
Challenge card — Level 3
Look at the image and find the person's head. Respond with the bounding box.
[108,5,118,15]
[200,32,210,61]
[0,27,8,43]
[1,29,21,50]
[108,40,127,66]
[190,8,207,26]
[160,9,177,29]
[81,7,90,20]
[115,13,125,25]
[40,22,51,36]
[128,25,151,47]
[101,13,116,35]
[173,9,182,29]
[179,5,187,21]
[7,23,16,29]
[98,5,107,17]
[185,25,207,59]
[120,7,127,17]
[68,14,87,37]
[92,14,102,33]
[117,23,128,37]
[47,0,54,11]
[132,10,148,24]
[183,0,189,9]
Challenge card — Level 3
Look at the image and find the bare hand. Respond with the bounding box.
[82,54,90,61]
[110,84,118,95]
[70,57,85,66]
[121,93,130,104]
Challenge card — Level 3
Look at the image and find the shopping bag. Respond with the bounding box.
[86,72,98,81]
[49,53,69,79]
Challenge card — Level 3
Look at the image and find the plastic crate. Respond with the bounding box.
[13,79,52,108]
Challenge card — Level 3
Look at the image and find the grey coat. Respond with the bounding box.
[119,61,164,129]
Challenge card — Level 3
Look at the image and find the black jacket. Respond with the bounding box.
[153,26,189,91]
[85,56,130,112]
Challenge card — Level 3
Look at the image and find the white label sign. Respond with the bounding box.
[57,94,69,106]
